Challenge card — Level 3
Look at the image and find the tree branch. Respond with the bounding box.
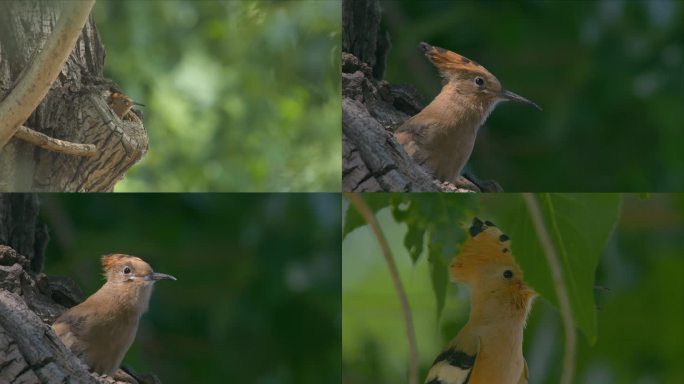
[14,126,97,157]
[522,193,576,384]
[0,0,96,149]
[344,193,418,384]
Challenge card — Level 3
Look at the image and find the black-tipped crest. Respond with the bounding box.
[459,218,518,267]
[469,217,485,237]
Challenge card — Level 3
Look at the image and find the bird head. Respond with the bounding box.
[101,254,176,286]
[450,218,536,303]
[419,42,541,112]
[109,92,145,119]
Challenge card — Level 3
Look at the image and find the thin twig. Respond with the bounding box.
[14,125,96,157]
[0,0,96,149]
[344,193,418,384]
[522,193,576,384]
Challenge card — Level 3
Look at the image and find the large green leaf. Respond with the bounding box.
[390,194,478,318]
[480,193,621,344]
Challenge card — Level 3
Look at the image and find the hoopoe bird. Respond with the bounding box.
[52,254,176,376]
[425,218,537,384]
[395,43,541,183]
[109,92,145,121]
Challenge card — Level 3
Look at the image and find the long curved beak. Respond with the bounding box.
[501,89,542,111]
[148,272,177,281]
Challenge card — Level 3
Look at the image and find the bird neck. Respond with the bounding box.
[462,290,531,360]
[467,287,533,329]
[420,83,492,134]
[91,281,154,319]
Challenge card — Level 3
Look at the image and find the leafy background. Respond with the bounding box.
[380,0,683,192]
[342,193,684,384]
[41,193,341,383]
[92,0,341,192]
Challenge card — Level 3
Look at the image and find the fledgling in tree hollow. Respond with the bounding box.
[395,43,541,183]
[109,92,145,120]
[425,218,537,384]
[52,254,176,376]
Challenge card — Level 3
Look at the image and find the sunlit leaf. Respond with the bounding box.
[480,193,621,344]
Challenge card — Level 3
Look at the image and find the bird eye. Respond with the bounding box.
[503,270,513,279]
[474,77,485,86]
[123,266,131,274]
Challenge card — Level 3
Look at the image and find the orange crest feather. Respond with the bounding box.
[451,218,523,281]
[420,42,491,76]
[101,253,131,272]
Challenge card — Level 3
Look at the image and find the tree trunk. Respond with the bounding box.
[341,0,481,192]
[0,193,48,273]
[0,1,147,192]
[0,193,96,383]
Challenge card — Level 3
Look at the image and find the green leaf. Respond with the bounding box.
[403,224,425,263]
[480,193,621,344]
[342,193,394,238]
[389,194,478,317]
[428,232,449,319]
[391,195,477,263]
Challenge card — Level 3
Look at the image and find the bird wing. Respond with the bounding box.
[424,336,480,384]
[516,359,529,384]
[395,119,438,173]
[51,310,89,355]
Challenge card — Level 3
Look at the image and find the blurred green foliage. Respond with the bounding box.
[381,0,683,192]
[42,193,341,383]
[92,0,341,192]
[342,193,684,383]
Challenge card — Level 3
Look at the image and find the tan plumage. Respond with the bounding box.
[52,254,176,375]
[425,218,537,384]
[109,92,144,120]
[395,43,541,183]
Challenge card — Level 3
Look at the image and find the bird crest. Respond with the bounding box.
[451,217,522,279]
[420,42,493,78]
[101,253,141,272]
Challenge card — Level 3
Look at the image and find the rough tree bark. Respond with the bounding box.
[342,0,484,192]
[0,1,148,192]
[0,194,49,273]
[0,195,158,383]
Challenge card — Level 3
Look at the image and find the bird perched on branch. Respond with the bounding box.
[395,43,541,184]
[425,218,537,384]
[52,254,176,377]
